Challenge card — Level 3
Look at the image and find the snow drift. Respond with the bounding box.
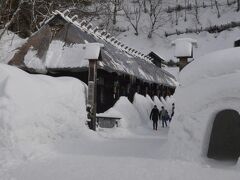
[99,96,142,129]
[168,47,240,162]
[0,64,89,162]
[101,93,174,133]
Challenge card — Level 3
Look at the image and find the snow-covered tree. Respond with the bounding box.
[237,0,240,11]
[146,0,167,38]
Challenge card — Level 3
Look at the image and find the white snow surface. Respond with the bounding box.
[168,47,240,162]
[0,63,239,179]
[0,63,91,164]
[171,38,197,57]
[45,41,101,69]
[0,31,25,64]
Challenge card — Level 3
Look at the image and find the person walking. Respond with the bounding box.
[160,106,168,128]
[150,105,161,130]
[169,103,175,122]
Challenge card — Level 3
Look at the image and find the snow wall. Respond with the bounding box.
[102,93,174,131]
[168,47,240,162]
[0,64,90,162]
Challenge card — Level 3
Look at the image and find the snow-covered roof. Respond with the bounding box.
[171,38,197,58]
[9,10,177,87]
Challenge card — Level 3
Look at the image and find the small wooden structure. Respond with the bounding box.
[148,51,165,68]
[96,116,121,128]
[171,38,197,71]
[8,10,177,114]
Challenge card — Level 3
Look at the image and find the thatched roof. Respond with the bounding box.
[9,10,177,87]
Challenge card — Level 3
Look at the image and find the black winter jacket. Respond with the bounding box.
[150,107,161,121]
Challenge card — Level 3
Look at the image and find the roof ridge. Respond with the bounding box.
[52,10,154,63]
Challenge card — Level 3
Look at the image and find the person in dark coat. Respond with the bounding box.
[150,105,161,130]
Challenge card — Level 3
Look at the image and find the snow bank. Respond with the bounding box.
[100,93,174,133]
[99,97,142,129]
[0,64,90,163]
[133,93,154,124]
[153,96,163,109]
[0,31,25,64]
[168,47,240,162]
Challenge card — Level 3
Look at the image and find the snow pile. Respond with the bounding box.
[168,47,240,162]
[24,41,103,71]
[99,97,142,129]
[153,96,163,109]
[0,64,90,162]
[171,38,197,57]
[133,93,154,124]
[45,41,102,69]
[24,47,47,73]
[0,31,25,64]
[100,93,174,132]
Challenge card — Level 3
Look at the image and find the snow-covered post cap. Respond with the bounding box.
[81,43,104,60]
[171,38,197,58]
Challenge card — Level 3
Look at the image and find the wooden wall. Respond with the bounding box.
[47,69,175,113]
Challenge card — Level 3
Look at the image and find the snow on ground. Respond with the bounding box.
[0,63,93,166]
[168,47,240,162]
[116,1,240,62]
[0,63,239,179]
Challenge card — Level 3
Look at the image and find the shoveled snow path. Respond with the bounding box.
[2,127,240,180]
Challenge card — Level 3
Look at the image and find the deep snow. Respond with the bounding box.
[0,61,239,179]
[168,47,240,163]
[0,63,91,165]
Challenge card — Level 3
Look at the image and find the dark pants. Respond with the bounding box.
[169,113,174,122]
[162,119,167,127]
[153,120,158,130]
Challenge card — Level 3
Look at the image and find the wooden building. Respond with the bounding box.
[9,10,177,113]
[148,51,166,68]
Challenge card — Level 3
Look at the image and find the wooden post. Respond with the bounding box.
[179,57,188,71]
[87,59,97,131]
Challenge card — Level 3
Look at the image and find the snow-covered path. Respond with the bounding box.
[55,128,169,160]
[2,127,240,180]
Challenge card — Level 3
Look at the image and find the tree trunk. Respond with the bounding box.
[237,0,240,11]
[215,0,221,18]
[0,0,22,40]
[184,0,187,21]
[113,0,117,25]
[143,0,147,13]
